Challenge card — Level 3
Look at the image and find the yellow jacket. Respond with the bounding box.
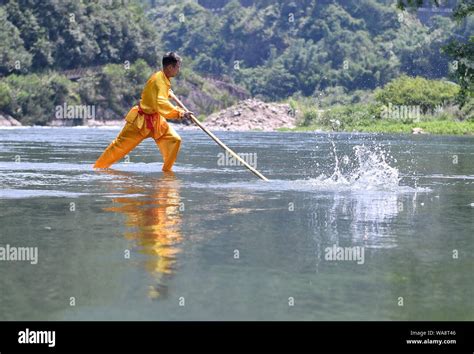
[125,70,185,138]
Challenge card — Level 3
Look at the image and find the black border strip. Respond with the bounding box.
[0,321,472,353]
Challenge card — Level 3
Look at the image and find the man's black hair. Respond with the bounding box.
[162,52,182,68]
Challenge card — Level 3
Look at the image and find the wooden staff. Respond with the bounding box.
[170,92,269,181]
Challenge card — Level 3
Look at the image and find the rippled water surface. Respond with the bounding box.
[0,127,473,320]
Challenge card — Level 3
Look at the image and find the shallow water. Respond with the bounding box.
[0,127,473,320]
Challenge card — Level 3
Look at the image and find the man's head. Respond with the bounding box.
[162,52,182,78]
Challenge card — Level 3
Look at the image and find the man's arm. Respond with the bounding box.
[153,76,185,119]
[156,92,185,120]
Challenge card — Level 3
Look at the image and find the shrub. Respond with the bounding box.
[3,73,74,125]
[375,75,460,113]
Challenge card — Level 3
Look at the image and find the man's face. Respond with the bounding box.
[169,62,181,77]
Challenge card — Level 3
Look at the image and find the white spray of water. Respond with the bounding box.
[310,141,400,190]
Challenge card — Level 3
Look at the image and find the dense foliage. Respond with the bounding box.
[374,75,460,113]
[0,0,472,129]
[152,0,471,100]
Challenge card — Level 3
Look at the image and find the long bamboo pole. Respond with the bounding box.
[170,92,269,181]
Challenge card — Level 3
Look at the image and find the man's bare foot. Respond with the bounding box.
[162,170,176,177]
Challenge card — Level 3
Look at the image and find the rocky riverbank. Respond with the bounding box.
[1,99,296,132]
[201,99,296,131]
[47,98,296,131]
[0,114,22,126]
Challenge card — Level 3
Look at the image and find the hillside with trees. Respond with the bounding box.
[0,0,472,133]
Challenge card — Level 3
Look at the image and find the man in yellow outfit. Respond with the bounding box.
[94,52,193,171]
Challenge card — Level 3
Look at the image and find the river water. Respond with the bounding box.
[0,127,472,320]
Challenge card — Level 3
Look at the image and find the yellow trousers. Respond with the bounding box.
[93,122,181,171]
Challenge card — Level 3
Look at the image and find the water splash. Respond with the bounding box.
[308,142,400,191]
[188,142,415,193]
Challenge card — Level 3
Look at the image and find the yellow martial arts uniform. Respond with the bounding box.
[93,70,185,171]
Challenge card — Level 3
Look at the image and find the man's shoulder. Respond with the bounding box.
[154,71,169,86]
[143,71,160,87]
[148,71,160,81]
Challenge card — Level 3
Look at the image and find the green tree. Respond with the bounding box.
[0,7,32,75]
[397,0,473,105]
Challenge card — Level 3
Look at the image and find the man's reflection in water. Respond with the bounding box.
[99,169,182,299]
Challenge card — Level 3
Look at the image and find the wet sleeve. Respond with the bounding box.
[156,80,185,120]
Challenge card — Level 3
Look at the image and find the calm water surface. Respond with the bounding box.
[0,127,473,320]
